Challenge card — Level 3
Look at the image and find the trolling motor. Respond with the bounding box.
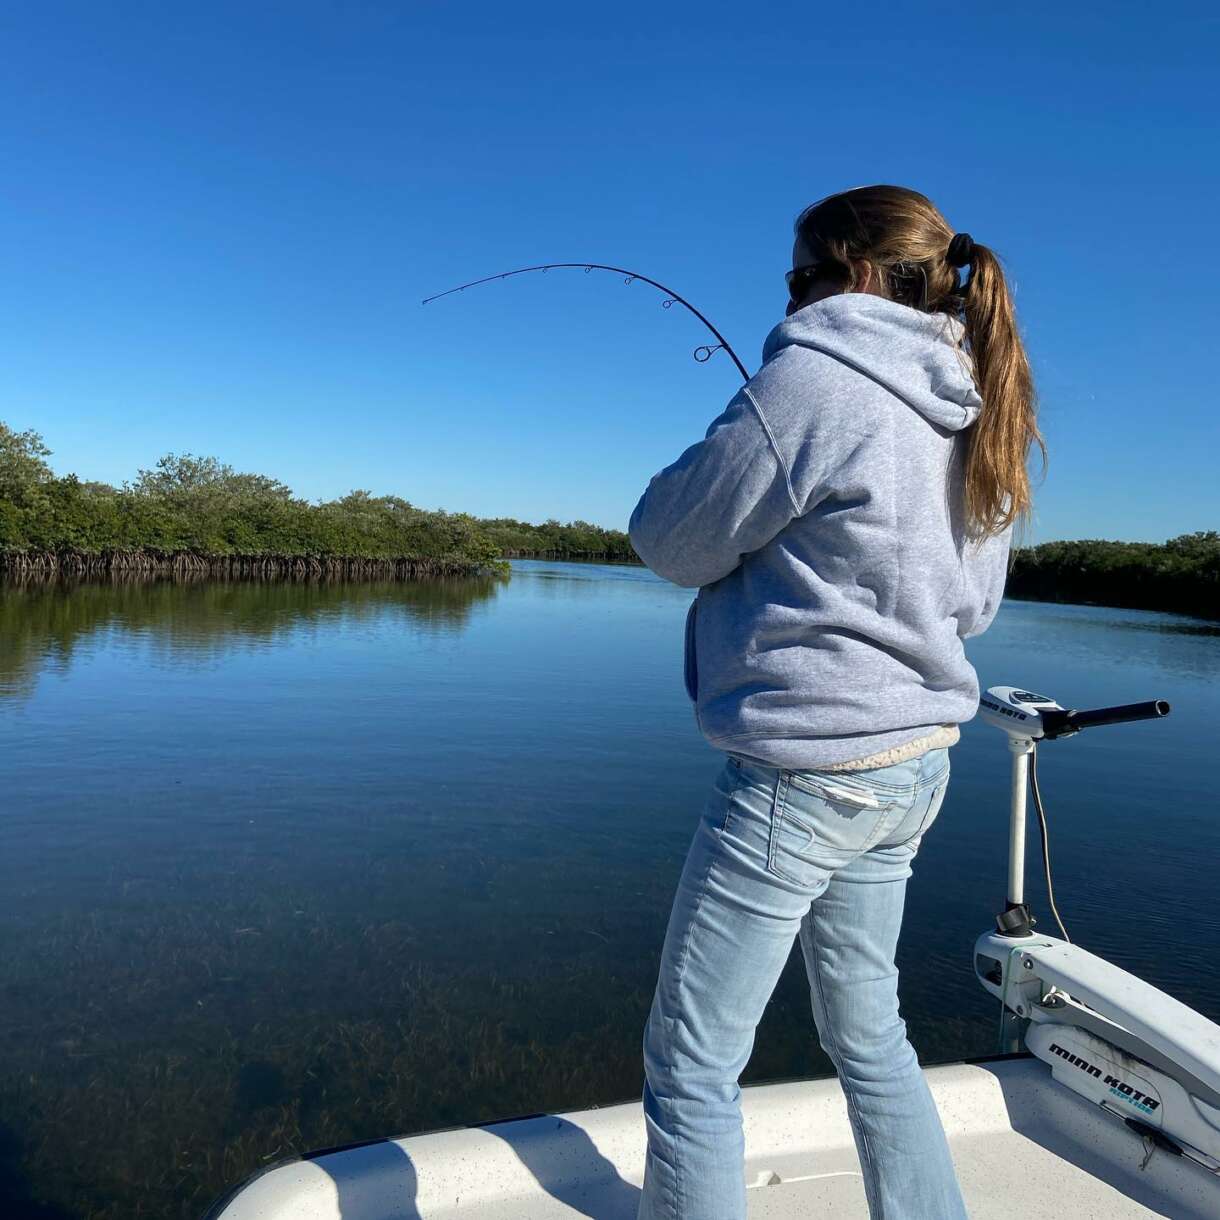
[973,685,1220,1176]
[978,686,1171,939]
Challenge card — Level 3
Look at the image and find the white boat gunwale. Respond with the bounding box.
[206,1050,1220,1219]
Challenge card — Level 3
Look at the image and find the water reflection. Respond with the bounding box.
[0,564,1217,1219]
[0,574,504,701]
[1000,595,1220,680]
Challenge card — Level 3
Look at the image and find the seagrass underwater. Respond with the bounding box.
[1,559,1218,1217]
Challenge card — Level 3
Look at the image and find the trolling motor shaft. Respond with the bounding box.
[978,686,1171,938]
[999,735,1035,936]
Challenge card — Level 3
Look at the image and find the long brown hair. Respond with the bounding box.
[794,185,1045,544]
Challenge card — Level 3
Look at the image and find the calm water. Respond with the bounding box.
[1,561,1218,1218]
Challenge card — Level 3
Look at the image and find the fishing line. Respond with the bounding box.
[422,262,750,382]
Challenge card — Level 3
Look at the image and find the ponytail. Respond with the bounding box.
[959,243,1045,544]
[794,185,1046,544]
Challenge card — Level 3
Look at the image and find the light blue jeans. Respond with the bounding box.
[638,746,966,1219]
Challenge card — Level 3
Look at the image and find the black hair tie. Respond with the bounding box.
[946,232,975,268]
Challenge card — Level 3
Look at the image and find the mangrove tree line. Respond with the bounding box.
[2,421,1215,616]
[0,422,641,574]
[0,423,497,577]
[1005,532,1219,620]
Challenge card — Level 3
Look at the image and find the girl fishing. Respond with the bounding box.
[628,184,1044,1219]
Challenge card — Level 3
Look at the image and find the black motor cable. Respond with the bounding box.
[1029,741,1071,943]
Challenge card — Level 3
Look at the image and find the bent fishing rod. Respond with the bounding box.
[422,263,750,383]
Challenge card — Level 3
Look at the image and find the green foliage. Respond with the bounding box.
[0,425,505,572]
[0,420,640,572]
[0,422,55,523]
[479,515,637,560]
[1008,532,1219,619]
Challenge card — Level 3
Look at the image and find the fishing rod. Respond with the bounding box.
[422,263,750,383]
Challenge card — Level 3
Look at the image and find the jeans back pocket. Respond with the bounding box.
[898,767,950,848]
[767,771,901,887]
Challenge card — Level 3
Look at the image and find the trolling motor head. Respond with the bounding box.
[979,686,1065,739]
[980,685,1171,742]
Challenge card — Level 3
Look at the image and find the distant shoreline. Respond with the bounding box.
[1004,536,1219,623]
[5,544,1216,625]
[0,545,642,582]
[0,547,502,581]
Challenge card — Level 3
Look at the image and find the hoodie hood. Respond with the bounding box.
[628,287,1013,772]
[762,293,982,432]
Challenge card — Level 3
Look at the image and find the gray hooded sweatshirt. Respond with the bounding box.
[628,292,1012,769]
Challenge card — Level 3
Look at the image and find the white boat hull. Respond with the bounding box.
[208,1055,1220,1218]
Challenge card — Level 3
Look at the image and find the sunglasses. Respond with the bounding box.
[786,260,943,312]
[785,263,823,307]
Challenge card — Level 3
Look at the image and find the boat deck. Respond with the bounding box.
[210,1056,1218,1218]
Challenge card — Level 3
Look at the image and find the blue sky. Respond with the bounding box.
[2,2,1216,544]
